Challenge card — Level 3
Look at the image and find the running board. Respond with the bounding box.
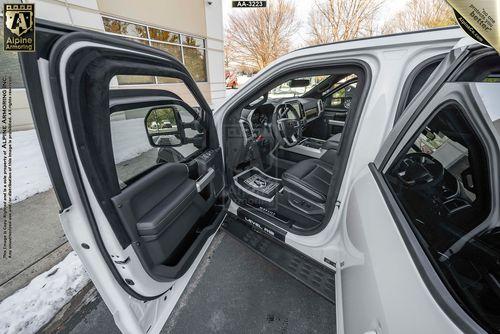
[222,213,336,303]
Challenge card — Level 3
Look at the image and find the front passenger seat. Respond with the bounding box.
[281,151,337,204]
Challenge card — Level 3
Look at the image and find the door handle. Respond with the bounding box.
[196,168,214,192]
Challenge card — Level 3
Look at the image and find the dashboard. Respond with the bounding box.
[248,98,323,130]
[233,97,324,168]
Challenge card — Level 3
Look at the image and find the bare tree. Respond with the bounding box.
[382,0,456,34]
[226,0,300,71]
[307,0,384,45]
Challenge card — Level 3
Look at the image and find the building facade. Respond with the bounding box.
[3,0,224,131]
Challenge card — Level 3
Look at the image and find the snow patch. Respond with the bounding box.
[110,118,152,164]
[0,252,88,334]
[1,130,52,206]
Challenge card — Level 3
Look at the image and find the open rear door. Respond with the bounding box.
[19,20,226,333]
[343,44,500,333]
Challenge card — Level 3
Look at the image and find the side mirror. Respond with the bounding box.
[145,106,185,147]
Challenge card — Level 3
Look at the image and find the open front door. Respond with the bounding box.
[19,20,225,333]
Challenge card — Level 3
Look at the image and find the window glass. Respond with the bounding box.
[386,104,498,331]
[0,21,24,88]
[483,75,500,83]
[182,35,205,48]
[268,76,329,99]
[102,17,208,85]
[328,82,357,110]
[183,47,207,82]
[148,27,180,43]
[474,83,500,138]
[110,102,203,187]
[102,17,147,39]
[150,41,182,61]
[115,75,156,85]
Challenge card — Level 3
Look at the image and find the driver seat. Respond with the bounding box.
[281,151,337,204]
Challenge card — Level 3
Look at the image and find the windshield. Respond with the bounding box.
[268,75,329,99]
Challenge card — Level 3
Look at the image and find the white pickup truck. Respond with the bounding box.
[21,20,500,333]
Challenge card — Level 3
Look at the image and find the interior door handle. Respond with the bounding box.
[196,168,214,192]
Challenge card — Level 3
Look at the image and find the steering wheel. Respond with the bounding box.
[395,152,444,187]
[272,103,303,147]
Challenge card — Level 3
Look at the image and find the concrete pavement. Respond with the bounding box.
[0,189,69,300]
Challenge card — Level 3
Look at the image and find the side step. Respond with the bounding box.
[222,213,336,303]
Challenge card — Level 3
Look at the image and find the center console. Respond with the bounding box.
[280,137,327,159]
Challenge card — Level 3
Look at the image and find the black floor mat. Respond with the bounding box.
[233,168,282,201]
[223,213,336,303]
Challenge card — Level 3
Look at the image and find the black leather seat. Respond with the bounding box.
[322,133,341,150]
[282,158,334,204]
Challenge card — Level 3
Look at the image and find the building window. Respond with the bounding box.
[102,17,208,83]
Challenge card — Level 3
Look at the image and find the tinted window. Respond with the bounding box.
[385,104,500,331]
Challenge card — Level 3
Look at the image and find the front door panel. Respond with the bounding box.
[19,20,225,334]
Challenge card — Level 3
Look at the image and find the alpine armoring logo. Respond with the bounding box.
[3,3,35,51]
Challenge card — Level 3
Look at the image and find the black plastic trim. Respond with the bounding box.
[394,53,446,123]
[18,52,71,210]
[449,48,498,81]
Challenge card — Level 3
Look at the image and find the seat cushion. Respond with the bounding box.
[322,133,342,150]
[282,159,333,204]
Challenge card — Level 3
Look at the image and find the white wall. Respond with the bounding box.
[204,0,226,108]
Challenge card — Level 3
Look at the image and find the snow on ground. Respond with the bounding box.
[1,130,52,207]
[0,252,89,334]
[110,118,152,164]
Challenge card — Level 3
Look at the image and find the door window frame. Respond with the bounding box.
[20,27,219,299]
[221,61,371,235]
